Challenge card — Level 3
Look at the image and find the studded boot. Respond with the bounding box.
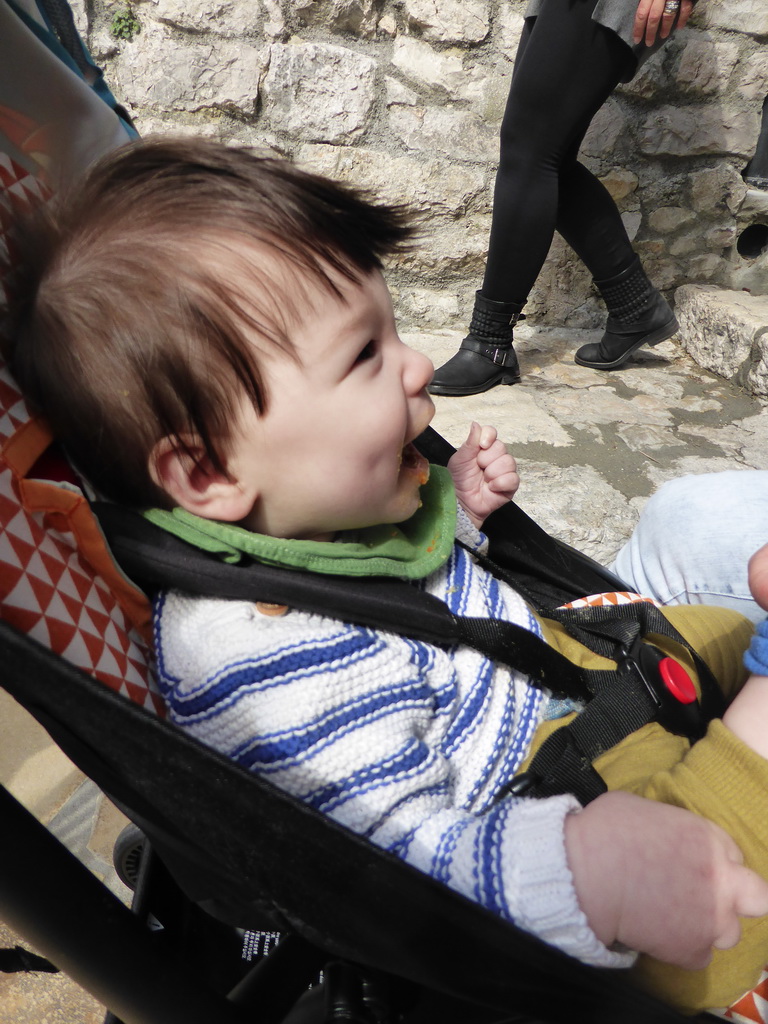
[428,291,523,396]
[574,256,679,371]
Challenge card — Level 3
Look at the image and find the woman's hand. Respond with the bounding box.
[633,0,695,47]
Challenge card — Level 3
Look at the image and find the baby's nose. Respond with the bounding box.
[406,347,434,393]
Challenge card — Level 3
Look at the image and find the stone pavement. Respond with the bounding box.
[412,323,768,566]
[2,325,767,1022]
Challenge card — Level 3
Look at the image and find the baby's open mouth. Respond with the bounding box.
[400,442,430,486]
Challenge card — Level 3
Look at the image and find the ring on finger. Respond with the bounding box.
[663,0,679,14]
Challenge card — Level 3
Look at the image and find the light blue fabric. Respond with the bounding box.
[611,471,768,625]
[745,618,768,677]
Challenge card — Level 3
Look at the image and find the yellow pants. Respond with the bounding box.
[529,604,768,1013]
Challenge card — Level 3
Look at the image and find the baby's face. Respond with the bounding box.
[227,266,435,541]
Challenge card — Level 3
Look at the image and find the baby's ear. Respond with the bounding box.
[148,435,257,521]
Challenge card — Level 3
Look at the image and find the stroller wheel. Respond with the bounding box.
[113,823,146,890]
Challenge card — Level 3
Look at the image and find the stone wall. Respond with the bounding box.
[76,0,768,335]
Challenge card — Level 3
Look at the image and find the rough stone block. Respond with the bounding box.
[675,284,768,398]
[296,0,380,35]
[736,49,768,100]
[391,37,467,98]
[675,35,740,96]
[395,286,460,329]
[697,0,768,39]
[400,0,490,44]
[295,142,487,214]
[389,105,497,162]
[689,163,747,214]
[386,76,419,107]
[495,7,525,59]
[669,235,698,256]
[599,167,638,203]
[582,98,626,159]
[262,42,377,142]
[147,0,264,35]
[618,49,668,101]
[640,104,758,158]
[109,21,265,114]
[649,206,696,233]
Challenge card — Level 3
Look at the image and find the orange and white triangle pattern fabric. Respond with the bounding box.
[1,154,162,714]
[712,970,768,1023]
[561,590,660,610]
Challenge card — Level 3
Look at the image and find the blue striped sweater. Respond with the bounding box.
[153,508,632,968]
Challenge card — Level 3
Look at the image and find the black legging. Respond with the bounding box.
[482,0,640,305]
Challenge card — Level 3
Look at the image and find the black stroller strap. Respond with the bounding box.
[549,601,726,723]
[505,596,727,804]
[95,503,720,807]
[512,657,682,804]
[96,503,593,697]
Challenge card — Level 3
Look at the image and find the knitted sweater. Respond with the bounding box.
[153,508,633,969]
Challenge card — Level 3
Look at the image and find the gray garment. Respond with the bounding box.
[523,0,684,81]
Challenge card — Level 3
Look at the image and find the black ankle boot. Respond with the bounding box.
[428,292,523,396]
[574,257,679,371]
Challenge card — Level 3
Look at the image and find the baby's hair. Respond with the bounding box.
[7,136,416,507]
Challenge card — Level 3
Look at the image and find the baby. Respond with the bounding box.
[8,135,768,1013]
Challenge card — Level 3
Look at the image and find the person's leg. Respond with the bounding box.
[429,0,635,396]
[555,144,680,371]
[480,1,633,303]
[555,156,636,281]
[612,472,768,624]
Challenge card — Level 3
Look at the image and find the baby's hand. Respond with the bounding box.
[565,791,768,968]
[448,422,519,529]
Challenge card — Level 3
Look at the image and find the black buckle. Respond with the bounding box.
[619,636,706,740]
[505,771,538,797]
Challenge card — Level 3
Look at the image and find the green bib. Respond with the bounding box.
[144,465,457,580]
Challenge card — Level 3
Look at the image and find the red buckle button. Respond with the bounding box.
[659,657,697,704]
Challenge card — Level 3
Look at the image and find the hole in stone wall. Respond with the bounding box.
[737,223,768,259]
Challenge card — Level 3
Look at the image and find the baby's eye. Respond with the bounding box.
[354,340,377,365]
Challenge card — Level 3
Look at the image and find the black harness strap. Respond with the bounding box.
[95,504,593,699]
[549,601,726,724]
[507,603,726,804]
[96,503,722,807]
[451,616,593,701]
[509,654,677,804]
[453,607,719,805]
